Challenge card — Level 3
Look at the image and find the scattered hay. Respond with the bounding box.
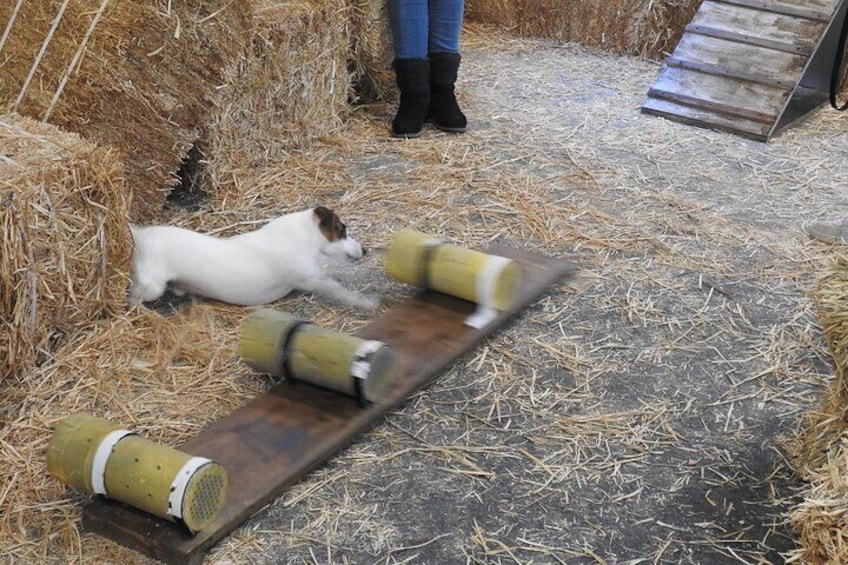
[0,0,251,221]
[0,112,131,383]
[202,0,354,202]
[466,0,702,58]
[0,305,263,563]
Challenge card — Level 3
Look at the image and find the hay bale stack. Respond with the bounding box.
[0,1,251,221]
[348,0,395,103]
[793,253,848,478]
[790,440,848,564]
[203,0,359,200]
[787,253,848,563]
[466,0,702,59]
[0,113,132,383]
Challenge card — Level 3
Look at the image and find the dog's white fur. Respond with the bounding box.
[128,207,376,309]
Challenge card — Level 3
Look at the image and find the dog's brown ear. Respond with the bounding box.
[313,206,344,241]
[313,206,335,226]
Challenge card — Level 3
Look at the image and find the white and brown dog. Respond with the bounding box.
[128,206,376,309]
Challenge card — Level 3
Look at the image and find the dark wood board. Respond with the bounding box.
[82,245,576,565]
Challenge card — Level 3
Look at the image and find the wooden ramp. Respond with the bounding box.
[82,245,575,565]
[642,0,848,140]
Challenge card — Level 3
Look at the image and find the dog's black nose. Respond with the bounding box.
[361,247,368,256]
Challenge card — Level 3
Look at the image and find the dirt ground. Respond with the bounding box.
[176,31,847,564]
[9,29,848,565]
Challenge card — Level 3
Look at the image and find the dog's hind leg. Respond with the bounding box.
[299,278,378,310]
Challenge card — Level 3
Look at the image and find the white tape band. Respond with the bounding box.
[466,255,513,329]
[350,340,385,380]
[168,456,213,520]
[90,429,135,496]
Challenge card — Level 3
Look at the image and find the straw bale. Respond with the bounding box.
[0,112,131,383]
[789,438,848,565]
[202,0,354,200]
[787,252,848,563]
[791,253,848,477]
[466,0,702,59]
[0,1,251,221]
[348,0,395,103]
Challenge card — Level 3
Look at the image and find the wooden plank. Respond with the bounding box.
[769,0,842,12]
[670,34,806,87]
[693,1,828,48]
[711,0,838,21]
[666,57,794,88]
[684,24,813,54]
[648,88,774,123]
[641,98,771,140]
[82,246,576,565]
[648,67,788,122]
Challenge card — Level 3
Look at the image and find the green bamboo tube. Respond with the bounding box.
[239,308,303,376]
[240,309,396,403]
[103,435,228,533]
[47,413,124,493]
[47,413,228,533]
[385,229,522,311]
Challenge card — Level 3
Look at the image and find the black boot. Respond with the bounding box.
[392,58,430,138]
[429,52,467,133]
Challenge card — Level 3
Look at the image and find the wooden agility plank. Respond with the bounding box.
[82,245,575,565]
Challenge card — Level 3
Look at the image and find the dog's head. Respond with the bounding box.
[313,206,365,261]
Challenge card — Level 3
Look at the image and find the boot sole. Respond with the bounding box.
[391,130,422,139]
[434,124,466,134]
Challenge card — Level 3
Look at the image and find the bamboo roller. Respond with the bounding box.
[384,229,523,327]
[47,413,228,533]
[240,308,396,404]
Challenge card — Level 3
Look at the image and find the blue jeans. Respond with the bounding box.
[388,0,465,59]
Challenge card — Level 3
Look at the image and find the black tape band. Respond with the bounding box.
[418,242,442,290]
[352,373,366,408]
[280,320,308,382]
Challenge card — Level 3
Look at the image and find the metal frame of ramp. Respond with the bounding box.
[642,0,848,141]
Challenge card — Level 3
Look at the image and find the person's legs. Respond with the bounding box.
[388,0,430,138]
[428,0,464,54]
[428,0,466,132]
[389,0,429,59]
